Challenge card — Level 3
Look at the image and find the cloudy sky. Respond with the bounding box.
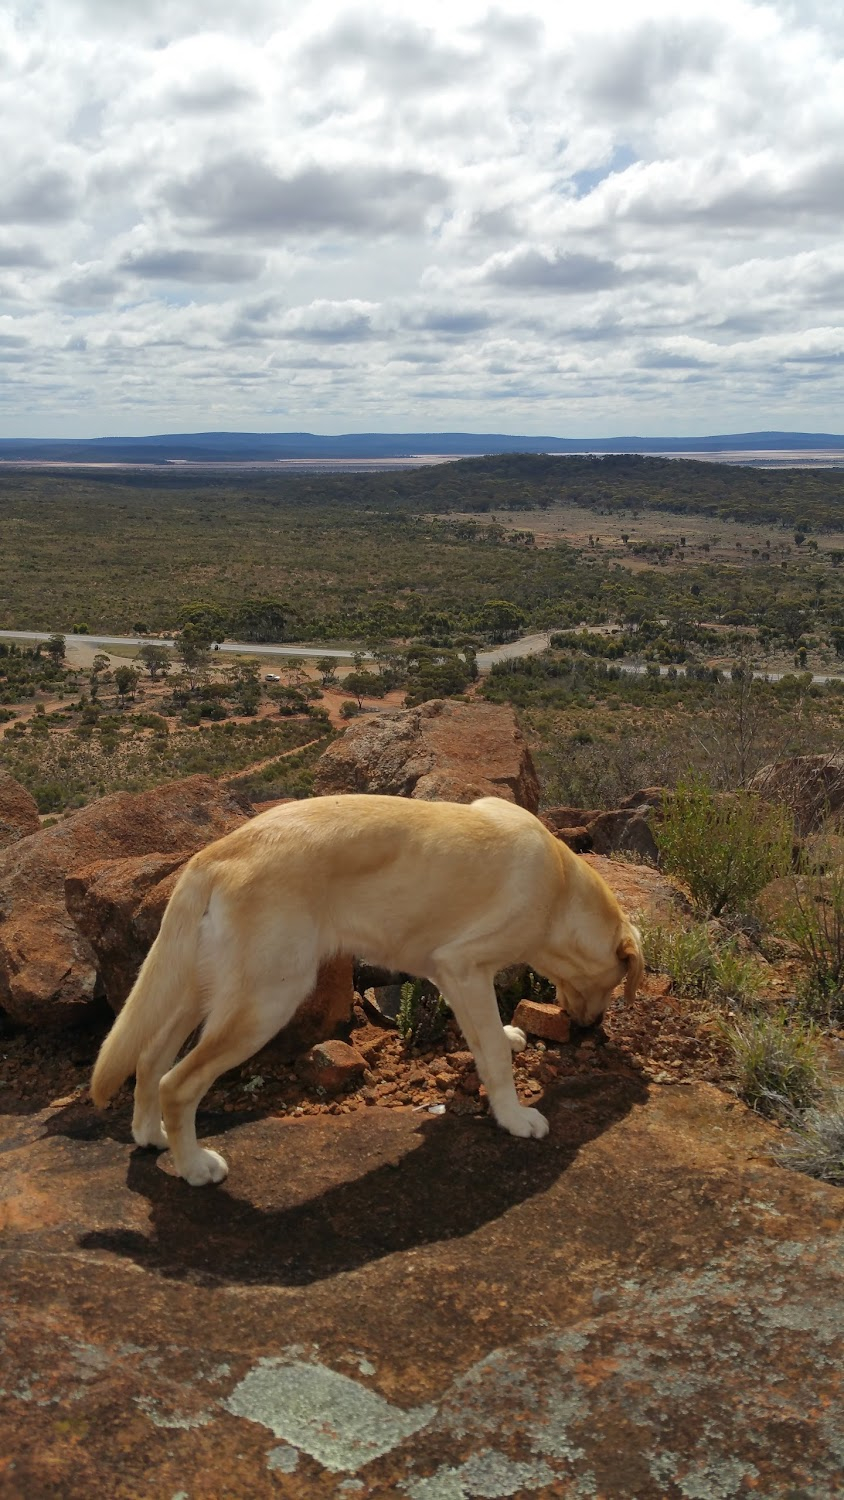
[1,0,842,438]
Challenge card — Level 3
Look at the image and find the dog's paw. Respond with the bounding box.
[499,1105,549,1140]
[503,1025,527,1054]
[132,1119,168,1150]
[182,1148,229,1187]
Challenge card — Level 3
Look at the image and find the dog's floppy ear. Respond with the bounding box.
[617,930,644,1003]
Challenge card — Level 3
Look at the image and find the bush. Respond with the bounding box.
[643,923,764,1006]
[657,777,792,916]
[779,869,844,1024]
[133,712,169,734]
[642,923,712,998]
[724,1010,822,1117]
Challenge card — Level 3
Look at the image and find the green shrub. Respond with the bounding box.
[397,979,450,1049]
[710,944,765,1006]
[643,924,712,997]
[643,922,764,1006]
[133,712,169,734]
[777,1094,844,1184]
[724,1010,822,1117]
[779,869,844,1024]
[657,777,792,916]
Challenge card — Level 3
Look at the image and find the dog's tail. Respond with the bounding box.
[90,859,213,1107]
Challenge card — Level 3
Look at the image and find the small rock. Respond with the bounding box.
[446,1050,474,1070]
[295,1040,366,1095]
[512,999,571,1044]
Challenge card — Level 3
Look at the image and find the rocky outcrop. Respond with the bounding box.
[584,853,691,925]
[0,770,40,850]
[65,844,354,1047]
[750,755,844,835]
[65,853,189,1012]
[0,777,251,1027]
[313,700,540,812]
[542,787,665,862]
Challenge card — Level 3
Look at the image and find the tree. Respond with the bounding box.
[178,602,229,643]
[139,643,171,680]
[89,652,111,701]
[272,685,309,716]
[317,656,338,686]
[114,665,140,705]
[225,660,261,715]
[45,634,66,665]
[474,599,527,643]
[403,647,473,705]
[343,669,387,707]
[281,657,308,688]
[693,668,773,787]
[232,599,286,642]
[175,632,211,689]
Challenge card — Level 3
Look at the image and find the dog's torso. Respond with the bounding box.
[193,793,563,980]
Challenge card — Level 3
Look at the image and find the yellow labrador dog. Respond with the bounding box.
[92,795,642,1186]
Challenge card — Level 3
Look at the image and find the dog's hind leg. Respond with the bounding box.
[159,970,315,1186]
[436,967,549,1141]
[132,1000,203,1150]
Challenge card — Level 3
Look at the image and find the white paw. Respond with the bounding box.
[181,1148,229,1187]
[498,1105,549,1140]
[503,1025,527,1054]
[133,1119,168,1150]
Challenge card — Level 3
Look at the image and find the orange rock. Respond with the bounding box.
[294,1038,366,1094]
[512,999,571,1044]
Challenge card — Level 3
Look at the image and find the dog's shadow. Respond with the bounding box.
[79,1074,648,1287]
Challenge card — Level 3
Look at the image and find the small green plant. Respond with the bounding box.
[643,923,713,997]
[724,1009,822,1118]
[397,979,450,1049]
[642,922,763,1006]
[710,944,765,1006]
[658,777,792,917]
[779,869,844,1024]
[776,1093,844,1184]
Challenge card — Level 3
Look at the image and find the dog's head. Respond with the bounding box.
[556,923,644,1026]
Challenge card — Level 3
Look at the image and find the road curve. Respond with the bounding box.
[1,627,840,686]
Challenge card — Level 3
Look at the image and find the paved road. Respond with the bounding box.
[0,629,362,662]
[1,627,840,685]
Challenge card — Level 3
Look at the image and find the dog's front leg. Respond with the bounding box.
[437,970,549,1140]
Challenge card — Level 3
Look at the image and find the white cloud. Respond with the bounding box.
[0,0,842,435]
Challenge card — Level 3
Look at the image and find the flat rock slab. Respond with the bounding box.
[1,1078,843,1498]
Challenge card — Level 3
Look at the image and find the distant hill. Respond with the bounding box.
[0,429,843,464]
